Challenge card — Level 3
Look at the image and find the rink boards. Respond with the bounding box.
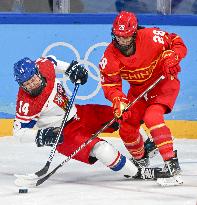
[0,14,196,139]
[0,119,197,139]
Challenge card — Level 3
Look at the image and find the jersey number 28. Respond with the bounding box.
[153,30,165,44]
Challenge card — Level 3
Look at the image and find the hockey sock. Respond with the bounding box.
[144,104,175,161]
[90,141,138,177]
[123,133,145,159]
[119,122,145,159]
[150,126,174,161]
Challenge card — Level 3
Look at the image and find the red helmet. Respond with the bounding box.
[112,11,137,38]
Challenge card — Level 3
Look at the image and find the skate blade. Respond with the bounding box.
[157,175,183,187]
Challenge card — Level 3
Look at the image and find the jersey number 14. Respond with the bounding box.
[19,100,29,115]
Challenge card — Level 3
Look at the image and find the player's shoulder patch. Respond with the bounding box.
[53,82,68,111]
[57,82,66,97]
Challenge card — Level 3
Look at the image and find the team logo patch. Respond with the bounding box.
[57,83,66,97]
[53,83,68,110]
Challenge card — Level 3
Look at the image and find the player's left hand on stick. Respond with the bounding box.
[65,60,88,85]
[161,50,181,77]
[112,97,131,121]
[35,127,63,147]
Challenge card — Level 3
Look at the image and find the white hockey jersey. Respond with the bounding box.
[13,56,77,143]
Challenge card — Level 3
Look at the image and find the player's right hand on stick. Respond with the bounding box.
[35,127,63,147]
[112,97,131,121]
[65,60,88,85]
[160,50,180,78]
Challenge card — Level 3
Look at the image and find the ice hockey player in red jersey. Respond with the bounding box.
[99,11,187,186]
[13,56,165,182]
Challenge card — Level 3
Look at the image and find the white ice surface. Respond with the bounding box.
[0,137,197,205]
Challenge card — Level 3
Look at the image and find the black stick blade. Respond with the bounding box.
[35,161,50,177]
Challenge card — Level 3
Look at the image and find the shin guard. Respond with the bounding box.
[91,141,138,177]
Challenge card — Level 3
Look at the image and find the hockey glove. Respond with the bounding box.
[65,60,88,85]
[161,50,181,77]
[112,97,131,121]
[35,127,63,147]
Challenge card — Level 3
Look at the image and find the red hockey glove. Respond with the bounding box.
[112,97,131,121]
[161,50,181,77]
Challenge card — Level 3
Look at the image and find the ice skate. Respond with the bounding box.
[157,150,183,186]
[130,151,150,169]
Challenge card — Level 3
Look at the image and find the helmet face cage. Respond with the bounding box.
[111,30,137,56]
[112,11,138,56]
[14,57,46,96]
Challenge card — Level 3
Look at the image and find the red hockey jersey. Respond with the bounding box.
[99,27,187,102]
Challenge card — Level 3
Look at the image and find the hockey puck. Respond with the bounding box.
[19,188,28,194]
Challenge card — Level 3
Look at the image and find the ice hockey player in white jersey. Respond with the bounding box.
[13,56,165,182]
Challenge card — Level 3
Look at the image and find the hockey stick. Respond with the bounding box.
[19,83,80,180]
[15,75,164,187]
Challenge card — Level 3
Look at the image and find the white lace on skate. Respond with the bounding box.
[141,167,155,180]
[157,174,183,186]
